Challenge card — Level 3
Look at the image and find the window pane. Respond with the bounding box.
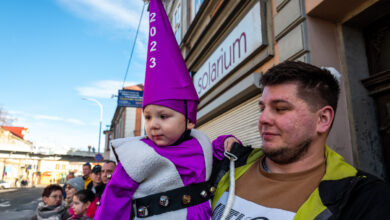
[175,25,181,44]
[174,11,178,26]
[195,0,204,14]
[174,4,181,44]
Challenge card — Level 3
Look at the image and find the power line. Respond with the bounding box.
[122,2,146,88]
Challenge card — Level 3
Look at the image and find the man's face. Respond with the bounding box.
[258,83,318,164]
[43,190,63,206]
[92,172,102,185]
[102,163,116,184]
[82,165,91,177]
[144,105,195,146]
[67,174,74,181]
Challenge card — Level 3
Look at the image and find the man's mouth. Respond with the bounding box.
[261,132,279,140]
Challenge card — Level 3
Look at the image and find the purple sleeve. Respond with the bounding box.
[212,135,242,160]
[94,162,139,220]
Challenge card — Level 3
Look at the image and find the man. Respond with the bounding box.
[66,172,75,180]
[212,61,390,219]
[30,184,69,220]
[82,162,92,189]
[101,160,116,185]
[87,164,105,198]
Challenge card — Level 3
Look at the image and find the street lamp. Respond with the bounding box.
[82,98,103,154]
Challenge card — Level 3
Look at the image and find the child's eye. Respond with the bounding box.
[144,115,151,120]
[160,114,168,119]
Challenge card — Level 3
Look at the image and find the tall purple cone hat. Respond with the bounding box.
[142,0,199,124]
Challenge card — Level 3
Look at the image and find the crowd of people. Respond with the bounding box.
[29,0,390,218]
[29,60,390,220]
[30,160,117,220]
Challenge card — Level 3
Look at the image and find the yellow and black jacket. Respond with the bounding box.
[212,145,390,219]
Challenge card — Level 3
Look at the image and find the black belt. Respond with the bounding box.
[133,181,216,218]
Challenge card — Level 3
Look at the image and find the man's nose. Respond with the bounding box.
[259,108,272,126]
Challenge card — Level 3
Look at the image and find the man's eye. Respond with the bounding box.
[275,108,287,112]
[259,106,265,113]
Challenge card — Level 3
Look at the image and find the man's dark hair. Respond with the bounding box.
[91,165,102,174]
[42,184,62,198]
[75,189,95,203]
[103,160,116,166]
[260,61,340,112]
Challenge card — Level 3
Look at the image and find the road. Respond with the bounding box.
[0,187,43,220]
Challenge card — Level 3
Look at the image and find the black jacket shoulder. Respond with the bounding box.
[320,170,390,219]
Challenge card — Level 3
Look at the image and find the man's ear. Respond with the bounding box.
[187,120,195,130]
[316,106,334,134]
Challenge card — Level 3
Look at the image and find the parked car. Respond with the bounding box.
[0,180,11,189]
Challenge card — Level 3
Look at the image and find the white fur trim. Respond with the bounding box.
[111,130,213,219]
[191,129,213,180]
[112,137,184,199]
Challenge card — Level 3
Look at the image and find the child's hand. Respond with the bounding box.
[224,137,239,152]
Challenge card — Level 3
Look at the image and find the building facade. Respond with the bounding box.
[162,0,390,181]
[0,126,94,186]
[103,84,145,161]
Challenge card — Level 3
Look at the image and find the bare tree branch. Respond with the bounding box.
[0,107,15,126]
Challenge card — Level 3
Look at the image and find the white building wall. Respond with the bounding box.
[125,108,136,137]
[140,111,146,136]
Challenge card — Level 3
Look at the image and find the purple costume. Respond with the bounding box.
[95,129,223,219]
[94,0,224,218]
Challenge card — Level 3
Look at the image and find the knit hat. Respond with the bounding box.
[142,0,200,124]
[66,177,84,192]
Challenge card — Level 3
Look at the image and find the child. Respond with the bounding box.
[31,184,68,220]
[67,190,95,220]
[94,0,223,219]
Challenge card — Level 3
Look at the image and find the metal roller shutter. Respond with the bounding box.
[198,94,262,148]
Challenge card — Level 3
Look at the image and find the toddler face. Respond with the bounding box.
[144,104,194,146]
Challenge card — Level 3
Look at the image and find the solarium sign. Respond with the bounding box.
[194,2,263,97]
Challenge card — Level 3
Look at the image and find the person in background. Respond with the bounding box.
[67,173,75,181]
[65,177,84,211]
[67,189,95,220]
[63,172,75,199]
[30,184,69,220]
[101,160,116,185]
[87,165,105,198]
[212,61,390,219]
[82,163,92,189]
